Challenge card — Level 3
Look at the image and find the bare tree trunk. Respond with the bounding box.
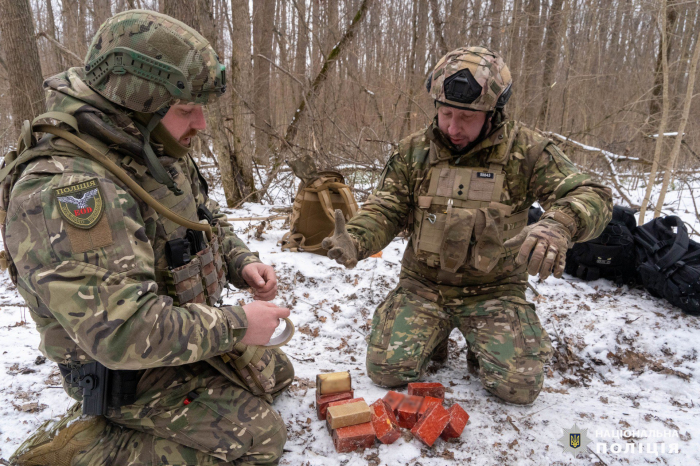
[253,0,275,165]
[294,0,308,93]
[653,29,700,217]
[400,0,420,138]
[522,0,543,124]
[428,0,448,57]
[163,0,198,26]
[92,0,112,34]
[45,0,63,75]
[648,0,679,128]
[489,0,505,51]
[228,0,257,204]
[0,0,45,134]
[537,0,566,129]
[639,0,671,225]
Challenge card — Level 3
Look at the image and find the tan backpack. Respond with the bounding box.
[281,155,358,255]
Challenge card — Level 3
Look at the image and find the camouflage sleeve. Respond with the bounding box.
[345,149,413,259]
[209,203,262,289]
[6,172,248,370]
[530,143,613,242]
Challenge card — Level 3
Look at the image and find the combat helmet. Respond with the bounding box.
[84,9,225,113]
[426,46,512,112]
[82,9,226,194]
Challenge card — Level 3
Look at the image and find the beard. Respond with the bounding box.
[180,129,198,147]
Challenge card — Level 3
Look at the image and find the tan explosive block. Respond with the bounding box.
[316,371,352,395]
[326,399,371,430]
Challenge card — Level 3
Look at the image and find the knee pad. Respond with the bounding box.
[478,358,545,405]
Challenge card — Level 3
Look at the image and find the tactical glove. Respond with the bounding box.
[503,216,574,280]
[322,209,358,269]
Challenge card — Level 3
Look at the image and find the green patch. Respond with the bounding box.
[53,178,105,229]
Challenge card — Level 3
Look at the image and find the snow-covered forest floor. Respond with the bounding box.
[0,205,697,465]
[0,180,699,465]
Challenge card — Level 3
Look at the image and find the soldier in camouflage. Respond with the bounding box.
[3,10,292,466]
[324,46,612,405]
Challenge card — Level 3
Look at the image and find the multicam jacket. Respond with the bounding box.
[347,120,613,298]
[1,68,261,370]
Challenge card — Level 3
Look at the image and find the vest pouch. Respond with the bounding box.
[197,236,226,306]
[168,257,206,305]
[440,203,476,273]
[470,207,505,273]
[413,206,448,267]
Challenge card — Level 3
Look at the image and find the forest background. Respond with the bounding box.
[1,0,700,229]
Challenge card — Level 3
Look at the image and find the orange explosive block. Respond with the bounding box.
[396,395,423,429]
[370,399,401,445]
[440,403,470,440]
[332,422,376,453]
[411,403,450,447]
[407,382,445,400]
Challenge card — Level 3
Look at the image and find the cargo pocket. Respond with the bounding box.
[440,206,476,273]
[502,297,543,355]
[369,291,401,350]
[470,207,505,273]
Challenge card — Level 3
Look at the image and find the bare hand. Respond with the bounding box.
[321,209,358,268]
[241,263,278,300]
[241,301,290,346]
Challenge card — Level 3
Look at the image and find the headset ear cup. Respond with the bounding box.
[425,73,433,93]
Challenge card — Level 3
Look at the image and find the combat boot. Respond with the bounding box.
[10,402,107,466]
[430,338,449,364]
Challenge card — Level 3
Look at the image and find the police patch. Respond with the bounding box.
[53,179,105,229]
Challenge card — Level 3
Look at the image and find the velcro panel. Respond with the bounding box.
[467,171,497,201]
[435,168,456,197]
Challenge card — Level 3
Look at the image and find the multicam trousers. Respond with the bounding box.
[73,349,294,466]
[366,286,553,405]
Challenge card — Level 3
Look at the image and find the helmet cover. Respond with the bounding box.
[84,9,226,113]
[426,46,512,112]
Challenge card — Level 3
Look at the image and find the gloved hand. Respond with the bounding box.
[503,218,573,280]
[322,209,358,269]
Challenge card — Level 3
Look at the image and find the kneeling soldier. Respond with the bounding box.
[324,46,612,405]
[3,10,292,466]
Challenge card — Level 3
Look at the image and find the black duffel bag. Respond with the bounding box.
[634,215,700,315]
[565,206,638,285]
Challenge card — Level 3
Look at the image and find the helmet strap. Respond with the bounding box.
[133,107,183,196]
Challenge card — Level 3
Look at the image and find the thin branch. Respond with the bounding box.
[36,31,82,64]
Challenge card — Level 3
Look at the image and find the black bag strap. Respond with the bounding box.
[634,216,689,271]
[654,216,689,271]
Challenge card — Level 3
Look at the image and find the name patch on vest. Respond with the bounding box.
[477,172,495,179]
[53,178,105,229]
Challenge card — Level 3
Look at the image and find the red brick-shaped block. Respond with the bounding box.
[382,391,405,415]
[440,403,470,440]
[411,403,450,447]
[325,398,365,433]
[396,395,423,429]
[370,400,401,444]
[407,382,445,400]
[332,421,376,453]
[316,389,354,420]
[418,396,443,418]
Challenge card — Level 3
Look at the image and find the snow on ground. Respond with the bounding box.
[0,200,698,465]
